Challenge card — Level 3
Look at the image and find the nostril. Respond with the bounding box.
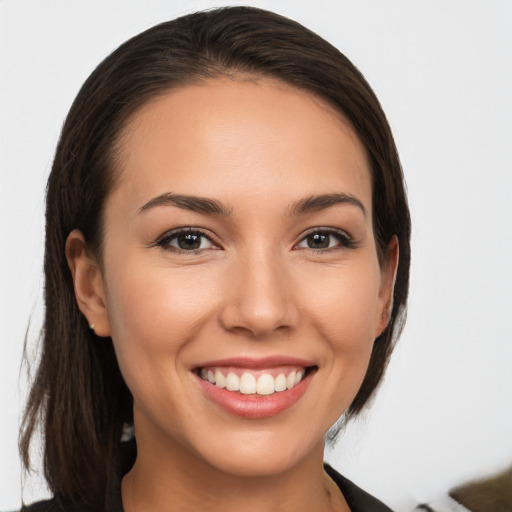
[218,304,297,338]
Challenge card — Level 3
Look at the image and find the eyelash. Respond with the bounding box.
[154,227,356,254]
[295,228,357,252]
[155,228,219,254]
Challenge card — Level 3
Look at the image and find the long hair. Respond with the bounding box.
[20,6,411,505]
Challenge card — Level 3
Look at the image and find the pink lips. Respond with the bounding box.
[194,356,316,419]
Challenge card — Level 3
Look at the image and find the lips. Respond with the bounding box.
[194,357,317,418]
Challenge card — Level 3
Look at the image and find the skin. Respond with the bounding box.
[67,79,398,512]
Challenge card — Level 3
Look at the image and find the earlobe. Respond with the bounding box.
[376,235,399,337]
[65,229,111,337]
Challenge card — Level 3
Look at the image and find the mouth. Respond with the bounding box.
[196,365,314,396]
[193,358,317,419]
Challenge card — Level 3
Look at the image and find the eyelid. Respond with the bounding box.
[294,227,356,250]
[154,227,221,252]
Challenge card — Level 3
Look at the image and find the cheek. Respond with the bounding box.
[302,259,382,346]
[299,256,382,403]
[106,260,212,336]
[102,259,221,389]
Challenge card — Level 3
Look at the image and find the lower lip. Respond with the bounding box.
[196,371,314,419]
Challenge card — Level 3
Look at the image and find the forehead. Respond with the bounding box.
[109,79,372,216]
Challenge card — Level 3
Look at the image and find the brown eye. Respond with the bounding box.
[176,233,202,250]
[157,229,216,252]
[296,229,354,251]
[305,233,331,249]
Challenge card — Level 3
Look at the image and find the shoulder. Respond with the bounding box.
[16,440,133,512]
[324,464,394,512]
[17,497,94,512]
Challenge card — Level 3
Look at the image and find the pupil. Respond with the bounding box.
[178,233,201,250]
[308,233,329,249]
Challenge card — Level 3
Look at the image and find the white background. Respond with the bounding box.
[1,1,511,510]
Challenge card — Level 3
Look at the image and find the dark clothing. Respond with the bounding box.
[20,441,393,512]
[325,465,394,511]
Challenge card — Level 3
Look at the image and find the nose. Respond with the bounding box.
[219,251,299,338]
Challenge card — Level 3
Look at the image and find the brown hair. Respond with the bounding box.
[20,6,411,506]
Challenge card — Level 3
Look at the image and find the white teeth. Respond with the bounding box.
[274,373,287,392]
[200,367,308,395]
[256,374,275,395]
[215,369,226,389]
[240,373,256,394]
[226,372,240,391]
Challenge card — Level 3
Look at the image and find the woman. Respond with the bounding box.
[19,7,410,512]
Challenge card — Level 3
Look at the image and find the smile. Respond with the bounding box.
[194,359,317,419]
[198,366,307,396]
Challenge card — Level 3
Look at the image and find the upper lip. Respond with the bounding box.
[194,355,316,370]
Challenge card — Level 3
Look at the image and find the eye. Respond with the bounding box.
[156,228,217,253]
[296,229,354,251]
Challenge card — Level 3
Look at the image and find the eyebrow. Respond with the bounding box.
[138,193,231,216]
[138,191,366,218]
[290,193,367,217]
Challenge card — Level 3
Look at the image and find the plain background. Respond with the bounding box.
[1,1,511,510]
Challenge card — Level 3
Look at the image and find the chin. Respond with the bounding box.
[188,424,326,478]
[206,448,309,478]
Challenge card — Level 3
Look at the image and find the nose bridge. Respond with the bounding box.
[220,243,297,337]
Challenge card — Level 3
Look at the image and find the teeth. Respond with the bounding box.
[240,373,256,394]
[274,373,287,392]
[226,372,240,391]
[286,371,296,390]
[200,367,308,395]
[214,369,226,389]
[256,374,275,395]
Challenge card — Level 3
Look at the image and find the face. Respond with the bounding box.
[78,79,397,477]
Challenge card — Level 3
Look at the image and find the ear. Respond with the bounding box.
[65,229,111,337]
[375,235,399,337]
